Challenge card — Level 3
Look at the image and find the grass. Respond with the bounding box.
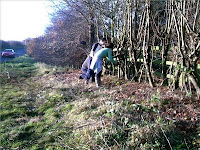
[0,55,199,149]
[0,55,37,84]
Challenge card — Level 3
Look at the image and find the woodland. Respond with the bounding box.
[26,0,200,97]
[0,0,200,149]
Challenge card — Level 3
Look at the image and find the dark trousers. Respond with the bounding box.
[80,56,95,82]
[86,70,102,81]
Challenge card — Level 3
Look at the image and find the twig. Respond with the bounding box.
[160,126,173,150]
[74,122,99,130]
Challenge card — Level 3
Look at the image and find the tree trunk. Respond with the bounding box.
[89,13,95,47]
[188,73,200,98]
[143,0,154,87]
[161,38,169,86]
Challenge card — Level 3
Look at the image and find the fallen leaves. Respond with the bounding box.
[33,69,200,141]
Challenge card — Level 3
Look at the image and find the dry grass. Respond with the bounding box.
[0,56,199,149]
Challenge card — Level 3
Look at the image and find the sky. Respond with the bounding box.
[0,0,54,41]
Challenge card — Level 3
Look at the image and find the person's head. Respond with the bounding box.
[105,43,114,49]
[99,38,107,46]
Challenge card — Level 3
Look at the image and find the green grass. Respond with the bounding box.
[0,55,37,83]
[0,55,199,149]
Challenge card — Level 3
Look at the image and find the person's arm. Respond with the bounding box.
[113,54,121,58]
[107,49,118,64]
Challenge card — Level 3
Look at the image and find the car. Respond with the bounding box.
[1,49,15,58]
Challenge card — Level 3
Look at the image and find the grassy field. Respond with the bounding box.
[0,55,199,149]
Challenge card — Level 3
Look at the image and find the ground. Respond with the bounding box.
[0,56,199,149]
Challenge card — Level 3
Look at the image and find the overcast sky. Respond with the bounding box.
[1,0,54,41]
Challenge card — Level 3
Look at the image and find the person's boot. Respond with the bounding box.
[95,77,101,87]
[79,74,83,79]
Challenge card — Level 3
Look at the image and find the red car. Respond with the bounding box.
[1,49,15,57]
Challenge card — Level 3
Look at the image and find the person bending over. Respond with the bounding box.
[79,38,107,83]
[87,43,118,87]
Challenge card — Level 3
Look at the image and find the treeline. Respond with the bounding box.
[26,0,200,96]
[25,9,89,67]
[0,40,25,50]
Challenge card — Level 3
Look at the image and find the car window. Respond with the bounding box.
[4,49,14,52]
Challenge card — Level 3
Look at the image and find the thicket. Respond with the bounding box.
[25,9,89,67]
[26,0,200,96]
